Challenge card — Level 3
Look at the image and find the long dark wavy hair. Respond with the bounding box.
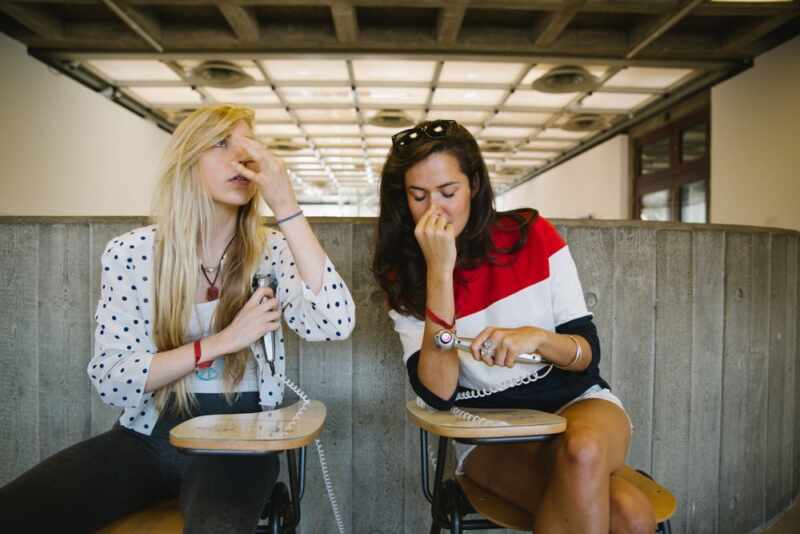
[372,120,537,319]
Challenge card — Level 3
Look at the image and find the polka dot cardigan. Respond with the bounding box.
[88,225,356,435]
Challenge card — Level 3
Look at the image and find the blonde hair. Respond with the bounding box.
[151,104,266,415]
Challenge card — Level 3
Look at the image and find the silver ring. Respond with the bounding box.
[480,339,496,358]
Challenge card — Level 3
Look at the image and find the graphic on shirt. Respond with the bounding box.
[195,361,219,381]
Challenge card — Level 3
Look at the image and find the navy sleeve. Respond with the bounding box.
[405,351,456,410]
[555,314,601,375]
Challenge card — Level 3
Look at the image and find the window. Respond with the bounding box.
[633,109,709,223]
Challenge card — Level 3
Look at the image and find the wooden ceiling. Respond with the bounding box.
[1,0,798,206]
[1,0,798,59]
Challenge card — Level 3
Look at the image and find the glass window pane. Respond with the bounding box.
[680,180,707,223]
[682,123,707,163]
[640,189,671,221]
[640,137,670,175]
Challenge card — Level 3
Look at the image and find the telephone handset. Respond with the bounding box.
[252,274,278,375]
[432,329,544,364]
[250,273,344,533]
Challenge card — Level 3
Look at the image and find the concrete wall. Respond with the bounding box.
[497,135,630,220]
[2,217,798,534]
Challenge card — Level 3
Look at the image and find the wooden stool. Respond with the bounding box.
[98,401,325,534]
[406,401,676,534]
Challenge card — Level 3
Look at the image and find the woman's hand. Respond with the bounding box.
[229,134,300,219]
[414,205,457,277]
[469,326,546,368]
[214,287,281,354]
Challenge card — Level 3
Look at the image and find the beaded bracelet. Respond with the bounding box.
[276,209,304,225]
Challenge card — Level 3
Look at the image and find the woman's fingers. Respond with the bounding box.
[244,287,273,309]
[471,327,493,361]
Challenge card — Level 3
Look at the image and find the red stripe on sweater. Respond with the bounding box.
[454,214,565,319]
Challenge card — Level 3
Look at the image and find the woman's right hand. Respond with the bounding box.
[414,205,457,276]
[215,287,281,354]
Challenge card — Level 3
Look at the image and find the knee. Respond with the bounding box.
[611,487,657,534]
[559,427,607,473]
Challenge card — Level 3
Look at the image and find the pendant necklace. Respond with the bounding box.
[200,234,236,301]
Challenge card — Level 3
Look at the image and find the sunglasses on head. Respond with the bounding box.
[391,120,457,152]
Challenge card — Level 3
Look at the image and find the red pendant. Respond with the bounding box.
[206,286,219,301]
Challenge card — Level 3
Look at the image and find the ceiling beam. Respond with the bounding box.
[100,0,164,52]
[436,1,467,44]
[532,0,585,47]
[331,1,359,43]
[626,0,704,59]
[719,10,800,53]
[0,3,63,38]
[217,2,260,43]
[42,47,734,70]
[507,59,752,193]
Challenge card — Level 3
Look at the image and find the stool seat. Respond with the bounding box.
[170,400,326,453]
[97,499,182,533]
[456,465,677,530]
[406,401,676,533]
[97,401,325,533]
[406,400,566,439]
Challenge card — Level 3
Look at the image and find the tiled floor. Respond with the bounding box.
[764,498,800,533]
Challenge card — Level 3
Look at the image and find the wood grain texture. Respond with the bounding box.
[652,230,692,534]
[2,219,800,534]
[0,224,39,484]
[719,232,769,533]
[611,227,656,471]
[687,230,724,534]
[38,223,92,459]
[300,222,354,534]
[351,222,406,534]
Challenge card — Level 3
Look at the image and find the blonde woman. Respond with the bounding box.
[0,104,355,532]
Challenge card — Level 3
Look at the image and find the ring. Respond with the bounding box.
[480,339,496,358]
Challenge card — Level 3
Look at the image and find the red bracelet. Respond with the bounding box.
[194,339,211,369]
[426,308,455,330]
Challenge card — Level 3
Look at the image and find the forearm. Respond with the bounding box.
[535,329,591,372]
[143,333,229,392]
[275,212,326,294]
[417,272,460,399]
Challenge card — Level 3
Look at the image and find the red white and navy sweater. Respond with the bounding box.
[389,212,609,412]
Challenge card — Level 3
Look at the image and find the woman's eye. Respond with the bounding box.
[412,195,426,202]
[213,138,227,148]
[442,191,455,198]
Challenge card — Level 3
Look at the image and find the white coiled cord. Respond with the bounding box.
[419,366,554,473]
[453,364,553,401]
[279,376,345,534]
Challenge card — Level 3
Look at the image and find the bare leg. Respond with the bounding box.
[464,399,652,534]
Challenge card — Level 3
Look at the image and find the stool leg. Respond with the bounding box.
[428,436,450,534]
[445,480,463,534]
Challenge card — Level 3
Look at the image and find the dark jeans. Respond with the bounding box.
[0,424,279,533]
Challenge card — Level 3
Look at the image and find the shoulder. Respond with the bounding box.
[491,209,564,257]
[524,214,565,259]
[103,225,157,262]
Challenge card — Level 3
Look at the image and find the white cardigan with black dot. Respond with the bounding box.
[88,225,356,435]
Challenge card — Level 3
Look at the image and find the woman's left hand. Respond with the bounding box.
[229,134,300,219]
[469,326,546,368]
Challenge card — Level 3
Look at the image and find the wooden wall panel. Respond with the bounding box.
[0,224,39,484]
[611,227,656,470]
[1,218,800,534]
[653,230,692,534]
[37,223,92,459]
[687,230,725,534]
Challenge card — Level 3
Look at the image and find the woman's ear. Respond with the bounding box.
[470,174,480,198]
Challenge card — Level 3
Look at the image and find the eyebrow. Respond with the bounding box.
[409,182,460,191]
